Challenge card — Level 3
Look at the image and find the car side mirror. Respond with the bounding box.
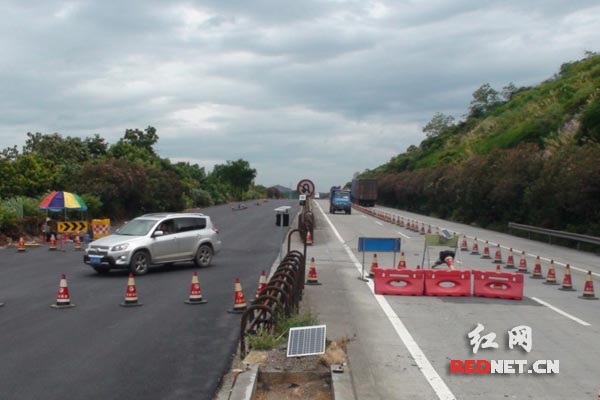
[154,230,164,237]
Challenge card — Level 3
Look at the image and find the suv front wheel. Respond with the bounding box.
[130,250,150,275]
[194,244,213,268]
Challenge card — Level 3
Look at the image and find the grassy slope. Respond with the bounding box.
[371,54,600,175]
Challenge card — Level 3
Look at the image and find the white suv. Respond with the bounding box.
[84,213,221,275]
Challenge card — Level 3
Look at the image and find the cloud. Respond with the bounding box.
[0,0,599,191]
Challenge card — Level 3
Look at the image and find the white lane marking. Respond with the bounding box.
[530,297,591,327]
[397,231,411,240]
[316,202,456,400]
[374,221,383,226]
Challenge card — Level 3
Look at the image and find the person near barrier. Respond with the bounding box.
[432,250,455,268]
[41,217,57,242]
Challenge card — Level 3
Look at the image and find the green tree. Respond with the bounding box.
[211,159,257,200]
[469,83,500,117]
[109,126,160,162]
[423,112,455,138]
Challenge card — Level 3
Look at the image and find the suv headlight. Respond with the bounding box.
[111,243,130,252]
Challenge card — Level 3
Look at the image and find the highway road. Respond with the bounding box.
[305,199,600,399]
[0,199,299,400]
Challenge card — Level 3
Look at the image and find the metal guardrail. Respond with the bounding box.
[239,249,305,359]
[508,222,600,249]
[239,224,310,358]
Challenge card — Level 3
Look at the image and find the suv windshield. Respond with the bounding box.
[116,219,157,236]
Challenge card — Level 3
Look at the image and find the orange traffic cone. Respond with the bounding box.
[17,237,26,252]
[49,234,57,251]
[420,223,425,235]
[427,225,432,234]
[558,264,576,292]
[73,232,82,251]
[481,241,491,259]
[185,271,208,304]
[399,217,404,227]
[579,271,598,300]
[517,251,528,273]
[505,248,515,269]
[460,236,468,251]
[530,256,543,279]
[50,274,75,308]
[396,252,407,269]
[369,253,379,278]
[253,270,268,300]
[306,230,313,246]
[306,257,321,285]
[228,278,247,313]
[120,273,142,307]
[493,245,503,264]
[471,238,480,255]
[543,260,558,285]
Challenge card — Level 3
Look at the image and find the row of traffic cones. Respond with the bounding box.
[42,262,327,313]
[16,233,83,253]
[464,236,598,300]
[47,272,211,309]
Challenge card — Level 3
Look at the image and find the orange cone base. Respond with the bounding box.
[185,298,208,305]
[470,251,480,255]
[481,254,491,259]
[542,281,559,286]
[579,294,598,300]
[558,286,576,292]
[228,306,247,314]
[517,270,530,274]
[50,303,76,309]
[120,301,143,307]
[530,275,543,279]
[503,265,515,269]
[306,280,322,286]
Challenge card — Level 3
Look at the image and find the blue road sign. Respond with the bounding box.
[358,237,401,253]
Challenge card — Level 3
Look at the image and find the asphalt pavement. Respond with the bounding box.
[0,199,298,400]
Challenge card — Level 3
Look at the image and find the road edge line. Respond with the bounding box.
[315,201,457,400]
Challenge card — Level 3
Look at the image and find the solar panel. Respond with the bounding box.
[286,325,327,357]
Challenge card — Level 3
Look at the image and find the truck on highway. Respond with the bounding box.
[351,178,377,207]
[329,186,352,214]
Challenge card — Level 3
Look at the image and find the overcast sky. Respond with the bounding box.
[1,1,599,191]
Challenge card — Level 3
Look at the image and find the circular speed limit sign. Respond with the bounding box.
[296,179,315,197]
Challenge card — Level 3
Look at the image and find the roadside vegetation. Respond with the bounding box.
[362,52,600,237]
[247,310,319,351]
[0,127,273,237]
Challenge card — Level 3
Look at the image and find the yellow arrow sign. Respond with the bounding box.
[57,221,88,233]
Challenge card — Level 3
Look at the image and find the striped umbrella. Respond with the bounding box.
[39,191,88,211]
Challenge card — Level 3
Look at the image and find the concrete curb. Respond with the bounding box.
[215,364,259,400]
[331,364,356,400]
[216,363,355,400]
